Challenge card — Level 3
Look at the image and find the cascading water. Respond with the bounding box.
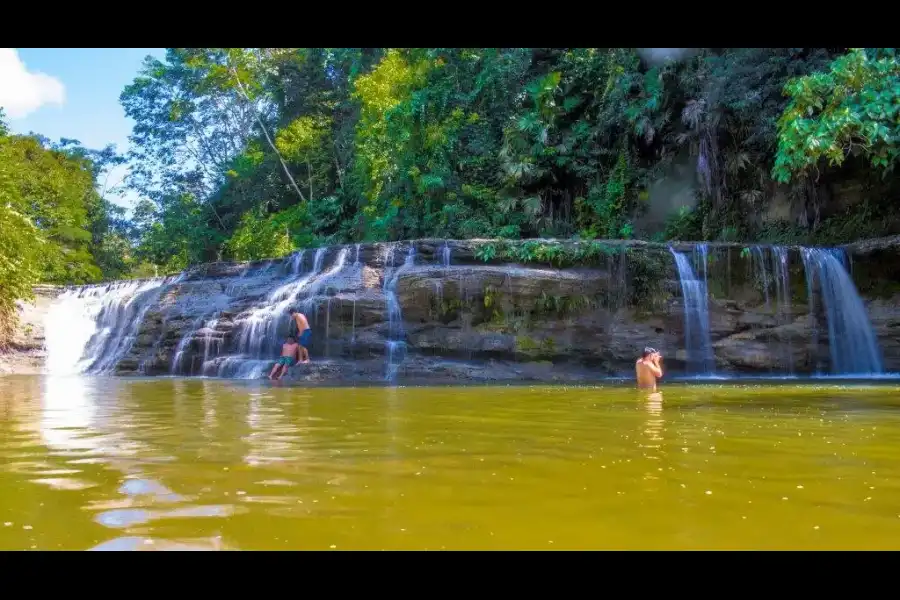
[170,312,222,375]
[669,246,715,375]
[748,245,795,374]
[267,249,315,305]
[350,244,362,347]
[299,247,352,357]
[433,242,452,306]
[171,316,204,374]
[211,247,354,378]
[43,275,191,375]
[383,244,416,381]
[212,248,327,377]
[801,247,883,375]
[771,246,795,374]
[299,247,351,316]
[86,273,187,375]
[198,319,222,375]
[289,250,306,275]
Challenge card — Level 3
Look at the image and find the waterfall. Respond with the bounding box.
[750,247,771,307]
[748,245,795,374]
[170,312,222,375]
[441,242,451,268]
[40,238,890,382]
[433,242,452,307]
[383,244,416,381]
[171,316,203,374]
[289,250,306,275]
[211,247,351,378]
[298,247,350,314]
[43,276,189,376]
[86,273,187,374]
[299,247,352,357]
[267,249,316,305]
[801,247,883,375]
[669,246,715,375]
[350,244,362,347]
[771,246,794,374]
[235,248,324,358]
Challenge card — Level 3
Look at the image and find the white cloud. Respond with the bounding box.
[0,48,66,119]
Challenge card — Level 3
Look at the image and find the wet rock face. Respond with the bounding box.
[29,238,900,381]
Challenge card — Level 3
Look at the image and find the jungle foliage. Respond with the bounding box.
[115,47,900,267]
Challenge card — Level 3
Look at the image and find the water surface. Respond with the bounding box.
[2,375,900,550]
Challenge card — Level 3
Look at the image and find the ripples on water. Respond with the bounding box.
[2,375,900,550]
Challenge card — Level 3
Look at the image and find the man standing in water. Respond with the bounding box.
[636,347,664,390]
[288,308,311,363]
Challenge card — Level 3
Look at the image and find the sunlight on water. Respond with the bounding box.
[40,376,97,452]
[3,375,900,550]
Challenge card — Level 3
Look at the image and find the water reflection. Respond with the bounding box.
[244,389,294,466]
[643,392,664,447]
[201,379,217,440]
[90,535,228,551]
[40,376,97,453]
[639,391,665,489]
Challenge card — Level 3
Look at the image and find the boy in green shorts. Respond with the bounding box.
[268,335,301,380]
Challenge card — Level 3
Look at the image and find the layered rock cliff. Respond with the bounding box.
[11,238,900,383]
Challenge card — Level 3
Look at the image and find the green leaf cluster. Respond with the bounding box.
[773,48,900,183]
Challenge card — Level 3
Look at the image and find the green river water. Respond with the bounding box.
[2,374,900,550]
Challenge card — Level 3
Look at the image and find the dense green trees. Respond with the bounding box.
[0,110,133,345]
[118,47,900,266]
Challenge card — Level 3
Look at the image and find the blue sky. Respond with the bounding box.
[1,48,166,210]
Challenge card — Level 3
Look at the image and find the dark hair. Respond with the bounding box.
[288,307,297,314]
[642,347,658,358]
[286,335,296,342]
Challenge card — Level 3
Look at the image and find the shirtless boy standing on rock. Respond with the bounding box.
[636,347,664,391]
[288,308,311,363]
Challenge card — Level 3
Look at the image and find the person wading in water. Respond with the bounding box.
[635,347,664,391]
[288,308,311,364]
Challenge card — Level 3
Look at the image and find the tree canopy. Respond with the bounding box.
[0,110,138,346]
[117,47,900,264]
